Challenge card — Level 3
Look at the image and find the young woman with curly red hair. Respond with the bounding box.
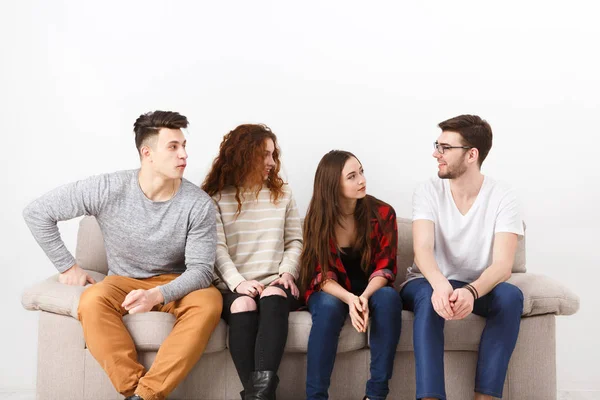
[202,124,302,400]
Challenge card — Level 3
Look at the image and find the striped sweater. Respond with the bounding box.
[212,184,303,292]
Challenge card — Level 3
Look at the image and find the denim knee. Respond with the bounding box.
[370,286,402,310]
[308,292,347,323]
[491,282,524,314]
[412,285,437,313]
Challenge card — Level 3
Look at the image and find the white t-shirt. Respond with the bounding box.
[405,176,524,284]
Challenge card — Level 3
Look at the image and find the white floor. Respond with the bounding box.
[559,393,600,400]
[0,390,598,399]
[0,392,34,400]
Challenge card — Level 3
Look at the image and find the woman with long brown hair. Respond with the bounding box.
[202,124,302,400]
[300,150,402,400]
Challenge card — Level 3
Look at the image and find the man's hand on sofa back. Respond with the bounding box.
[59,264,96,286]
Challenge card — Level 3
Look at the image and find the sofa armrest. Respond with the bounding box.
[507,273,580,317]
[21,270,106,319]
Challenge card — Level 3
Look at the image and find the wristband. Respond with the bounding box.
[464,283,479,299]
[463,285,476,299]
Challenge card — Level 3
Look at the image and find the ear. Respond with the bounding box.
[140,145,152,161]
[468,148,479,165]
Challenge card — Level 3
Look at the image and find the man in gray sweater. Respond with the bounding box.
[23,111,222,400]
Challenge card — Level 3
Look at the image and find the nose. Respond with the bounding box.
[267,155,275,167]
[179,147,188,160]
[433,149,442,159]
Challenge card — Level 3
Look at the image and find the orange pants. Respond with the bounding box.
[77,274,223,400]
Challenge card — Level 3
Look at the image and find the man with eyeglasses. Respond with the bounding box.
[400,115,524,400]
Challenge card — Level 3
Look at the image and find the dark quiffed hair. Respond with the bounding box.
[438,114,493,167]
[133,111,189,153]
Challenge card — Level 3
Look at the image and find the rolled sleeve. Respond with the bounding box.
[313,270,339,289]
[369,268,395,282]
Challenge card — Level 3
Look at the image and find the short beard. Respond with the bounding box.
[438,162,467,179]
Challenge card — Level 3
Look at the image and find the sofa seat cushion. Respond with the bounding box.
[118,311,364,355]
[21,270,107,318]
[120,313,227,354]
[284,310,366,353]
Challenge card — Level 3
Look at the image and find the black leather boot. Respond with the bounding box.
[245,371,279,400]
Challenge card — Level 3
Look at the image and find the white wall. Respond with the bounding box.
[1,0,598,393]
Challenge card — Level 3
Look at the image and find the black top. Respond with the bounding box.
[339,247,368,296]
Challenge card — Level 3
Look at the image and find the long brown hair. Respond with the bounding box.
[202,124,285,214]
[300,150,376,292]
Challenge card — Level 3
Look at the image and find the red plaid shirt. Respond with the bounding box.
[303,201,398,303]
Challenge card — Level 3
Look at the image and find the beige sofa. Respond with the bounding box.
[22,216,579,400]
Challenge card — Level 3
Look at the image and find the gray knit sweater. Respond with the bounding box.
[23,169,217,304]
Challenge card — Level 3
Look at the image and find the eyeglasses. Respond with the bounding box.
[433,141,472,154]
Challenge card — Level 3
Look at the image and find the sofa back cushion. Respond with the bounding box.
[76,216,109,274]
[75,215,526,281]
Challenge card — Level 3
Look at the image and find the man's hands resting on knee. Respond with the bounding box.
[59,264,96,286]
[449,288,474,320]
[431,280,454,320]
[122,287,164,314]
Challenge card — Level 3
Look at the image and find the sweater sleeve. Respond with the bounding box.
[278,190,303,279]
[23,174,109,272]
[212,200,246,292]
[158,199,217,303]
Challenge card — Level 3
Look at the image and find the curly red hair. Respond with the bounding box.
[202,124,285,213]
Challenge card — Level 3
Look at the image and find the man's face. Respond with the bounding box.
[144,128,188,179]
[433,131,469,179]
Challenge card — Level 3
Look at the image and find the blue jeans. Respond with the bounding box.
[306,287,402,400]
[401,278,523,400]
